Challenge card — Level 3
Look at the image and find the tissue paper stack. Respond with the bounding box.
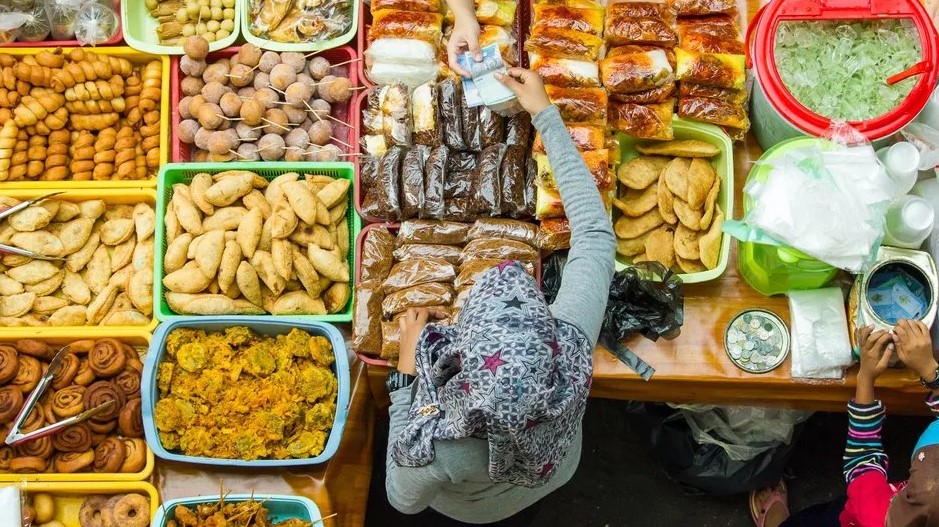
[789,288,853,379]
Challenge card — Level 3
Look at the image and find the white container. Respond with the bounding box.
[877,142,921,197]
[883,195,936,249]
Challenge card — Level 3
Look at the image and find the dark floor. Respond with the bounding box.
[366,399,933,527]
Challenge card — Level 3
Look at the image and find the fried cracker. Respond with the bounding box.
[677,255,707,273]
[614,184,658,217]
[614,208,665,239]
[699,206,724,270]
[674,223,703,260]
[673,196,703,229]
[645,227,675,270]
[618,155,670,190]
[686,158,716,209]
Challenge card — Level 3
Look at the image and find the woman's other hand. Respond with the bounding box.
[397,307,449,376]
[496,68,551,116]
[447,18,482,78]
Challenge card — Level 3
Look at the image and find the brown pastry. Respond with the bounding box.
[93,437,125,472]
[0,446,13,471]
[12,355,42,393]
[51,353,81,390]
[91,433,107,447]
[67,339,96,354]
[82,381,125,422]
[52,385,86,418]
[74,359,95,386]
[105,493,150,527]
[119,438,146,473]
[118,397,144,438]
[87,419,116,434]
[79,495,110,527]
[53,449,95,473]
[0,385,24,422]
[9,455,47,473]
[20,407,44,433]
[88,339,127,378]
[16,339,53,360]
[51,423,93,453]
[41,400,56,424]
[113,367,141,398]
[14,434,53,459]
[0,345,19,384]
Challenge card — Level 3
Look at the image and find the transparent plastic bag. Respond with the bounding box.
[462,237,538,262]
[381,282,455,318]
[0,5,49,42]
[352,282,384,356]
[44,0,83,40]
[360,226,396,283]
[396,219,469,245]
[468,218,539,247]
[74,0,117,45]
[382,257,457,294]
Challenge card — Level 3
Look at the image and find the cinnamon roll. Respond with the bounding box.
[51,385,86,418]
[16,339,53,360]
[119,438,146,473]
[118,398,144,438]
[0,345,18,384]
[53,449,94,473]
[92,437,125,473]
[67,339,95,355]
[15,434,53,459]
[0,385,23,423]
[87,419,116,435]
[0,446,13,471]
[12,355,42,393]
[51,423,93,453]
[51,353,80,390]
[20,406,44,433]
[82,381,125,422]
[41,399,56,425]
[113,368,141,398]
[74,359,95,386]
[88,339,126,378]
[10,455,46,473]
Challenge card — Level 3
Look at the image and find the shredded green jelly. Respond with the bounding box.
[774,19,922,121]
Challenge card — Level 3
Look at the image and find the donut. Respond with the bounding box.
[0,345,19,384]
[88,339,126,378]
[113,368,141,398]
[0,385,24,422]
[93,437,125,473]
[79,495,110,527]
[105,493,149,527]
[53,449,95,473]
[15,434,53,459]
[51,353,80,390]
[87,418,116,435]
[119,438,146,473]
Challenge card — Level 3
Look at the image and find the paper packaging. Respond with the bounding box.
[788,288,853,379]
[459,44,521,115]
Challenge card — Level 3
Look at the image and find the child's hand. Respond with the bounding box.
[857,326,894,383]
[495,68,551,116]
[893,319,939,381]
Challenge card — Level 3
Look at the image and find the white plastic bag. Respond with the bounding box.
[668,404,812,462]
[788,288,853,379]
[73,0,117,46]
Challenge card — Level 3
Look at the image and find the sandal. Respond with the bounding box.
[749,480,790,527]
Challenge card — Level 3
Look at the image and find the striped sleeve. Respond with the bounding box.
[843,399,889,483]
[927,390,939,417]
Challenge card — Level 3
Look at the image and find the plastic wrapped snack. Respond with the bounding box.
[454,285,474,309]
[381,320,401,361]
[74,1,118,45]
[352,282,384,356]
[445,168,474,199]
[469,218,540,246]
[394,243,463,265]
[397,219,469,245]
[535,149,613,190]
[369,61,440,87]
[505,111,532,148]
[383,257,458,293]
[423,146,449,219]
[525,157,537,218]
[366,38,438,66]
[382,282,456,318]
[672,0,736,16]
[479,25,519,65]
[534,125,605,153]
[401,146,430,219]
[525,27,605,61]
[463,237,539,262]
[611,84,676,104]
[474,0,517,26]
[545,86,609,125]
[678,97,750,130]
[45,0,82,40]
[360,226,396,282]
[479,106,505,149]
[477,144,507,216]
[676,14,739,41]
[680,82,748,106]
[680,32,745,55]
[372,0,441,12]
[601,48,674,94]
[364,91,383,134]
[500,146,528,218]
[609,99,675,140]
[605,1,676,24]
[539,218,573,250]
[675,48,746,90]
[412,82,439,146]
[605,7,678,47]
[444,198,473,221]
[438,79,467,151]
[455,258,501,289]
[536,187,566,220]
[381,84,414,146]
[10,4,50,42]
[529,53,601,88]
[370,9,444,46]
[461,98,482,152]
[532,4,604,35]
[362,146,406,220]
[360,155,380,189]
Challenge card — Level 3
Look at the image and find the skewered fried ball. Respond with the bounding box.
[284,127,309,149]
[283,105,306,125]
[281,52,306,74]
[188,94,207,117]
[229,63,254,88]
[236,142,260,160]
[202,81,229,104]
[202,63,230,85]
[183,36,209,60]
[307,120,332,146]
[253,72,271,91]
[237,87,256,99]
[262,108,290,135]
[308,56,331,80]
[239,99,265,126]
[254,88,279,110]
[197,103,224,129]
[193,127,212,151]
[284,82,312,108]
[320,76,352,103]
[236,43,262,68]
[257,133,285,160]
[180,56,207,77]
[269,64,297,92]
[207,129,239,155]
[178,119,200,143]
[258,51,280,74]
[219,92,242,117]
[314,144,342,162]
[181,76,204,96]
[307,98,331,119]
[236,121,261,141]
[179,96,194,119]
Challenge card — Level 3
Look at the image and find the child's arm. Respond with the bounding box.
[843,326,894,482]
[893,319,939,416]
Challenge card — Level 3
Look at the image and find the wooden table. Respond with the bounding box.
[154,360,376,527]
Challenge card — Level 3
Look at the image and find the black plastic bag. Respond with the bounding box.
[541,252,567,305]
[603,261,684,342]
[422,145,448,219]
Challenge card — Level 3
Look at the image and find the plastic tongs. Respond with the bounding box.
[0,191,66,261]
[4,345,116,447]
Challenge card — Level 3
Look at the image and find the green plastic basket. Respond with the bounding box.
[154,162,361,322]
[240,0,360,52]
[121,0,240,55]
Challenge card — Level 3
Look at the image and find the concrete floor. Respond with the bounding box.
[367,398,933,527]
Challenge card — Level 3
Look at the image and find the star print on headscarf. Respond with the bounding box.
[497,260,515,272]
[549,340,561,357]
[459,381,472,395]
[540,462,555,478]
[526,418,538,429]
[481,350,508,374]
[502,295,526,310]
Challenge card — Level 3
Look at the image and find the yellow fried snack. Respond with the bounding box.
[686,158,716,209]
[673,196,703,229]
[614,208,665,239]
[617,155,670,190]
[154,326,338,461]
[614,184,658,217]
[657,172,678,225]
[645,226,675,270]
[636,139,720,158]
[677,255,707,273]
[699,206,724,270]
[663,157,692,201]
[674,223,704,260]
[616,231,652,257]
[700,174,721,230]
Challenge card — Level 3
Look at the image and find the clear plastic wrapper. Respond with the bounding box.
[676,14,739,41]
[360,155,380,189]
[372,0,441,12]
[472,0,517,26]
[479,25,519,66]
[364,91,383,134]
[382,257,458,293]
[525,26,604,61]
[525,157,537,218]
[477,144,507,216]
[369,61,440,87]
[393,243,463,265]
[539,218,573,250]
[423,145,449,219]
[361,135,389,159]
[609,99,676,140]
[532,4,604,35]
[381,84,414,147]
[44,0,82,40]
[611,83,676,104]
[500,146,528,217]
[445,168,474,199]
[444,198,474,221]
[680,32,745,55]
[381,320,401,361]
[675,48,746,91]
[366,37,438,66]
[360,225,396,282]
[438,79,467,151]
[455,258,500,288]
[462,237,539,262]
[412,82,439,146]
[529,53,601,88]
[505,111,532,148]
[352,282,384,356]
[468,218,540,246]
[479,106,505,149]
[461,97,482,151]
[679,82,748,106]
[362,146,405,220]
[605,7,678,47]
[74,0,118,46]
[678,97,749,130]
[402,145,430,219]
[545,86,609,125]
[369,9,444,46]
[535,149,613,190]
[606,2,676,24]
[449,151,478,172]
[601,48,674,94]
[6,4,49,42]
[397,219,469,245]
[534,124,605,153]
[536,186,566,219]
[382,282,456,318]
[454,285,473,309]
[672,0,736,16]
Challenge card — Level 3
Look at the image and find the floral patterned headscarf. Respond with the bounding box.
[391,261,593,488]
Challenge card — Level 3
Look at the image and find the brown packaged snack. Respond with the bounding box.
[468,219,539,247]
[381,319,401,362]
[505,111,532,148]
[382,257,457,294]
[456,258,536,289]
[448,151,478,172]
[539,218,572,250]
[462,238,539,263]
[362,145,405,220]
[393,243,463,265]
[401,146,430,220]
[461,96,482,152]
[476,144,506,216]
[453,285,473,310]
[352,282,384,356]
[500,146,528,218]
[444,169,474,199]
[525,157,537,218]
[423,145,448,220]
[478,106,505,149]
[382,283,455,318]
[360,155,379,189]
[438,79,466,151]
[360,226,396,282]
[397,220,469,245]
[443,198,473,222]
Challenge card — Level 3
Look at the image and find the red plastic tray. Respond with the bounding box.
[0,0,123,48]
[353,221,542,367]
[170,45,360,162]
[351,89,370,222]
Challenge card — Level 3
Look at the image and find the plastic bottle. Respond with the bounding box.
[877,142,921,197]
[882,195,935,249]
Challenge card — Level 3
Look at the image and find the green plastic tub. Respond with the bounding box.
[614,118,735,284]
[154,162,361,322]
[153,495,321,526]
[121,0,240,56]
[240,0,360,52]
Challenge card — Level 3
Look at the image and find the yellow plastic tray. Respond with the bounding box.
[0,331,156,482]
[0,47,169,189]
[21,481,160,527]
[0,188,158,335]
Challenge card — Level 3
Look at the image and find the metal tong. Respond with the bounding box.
[0,191,66,261]
[4,345,116,447]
